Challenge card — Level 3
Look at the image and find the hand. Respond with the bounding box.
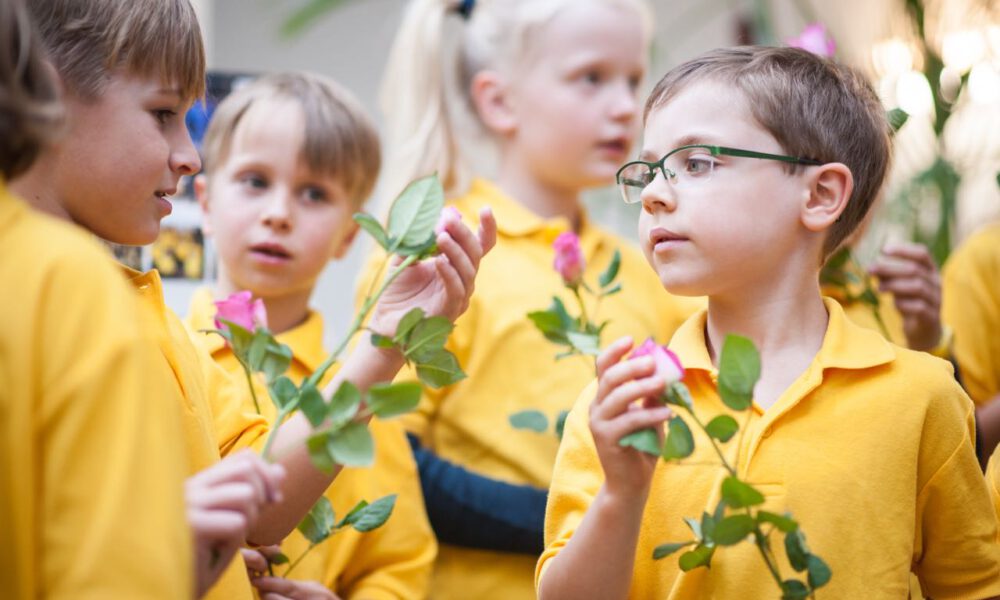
[186,450,285,597]
[251,575,341,600]
[240,545,283,578]
[590,336,673,502]
[369,207,497,335]
[868,241,942,351]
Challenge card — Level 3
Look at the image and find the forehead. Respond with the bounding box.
[525,2,646,71]
[640,79,778,158]
[229,97,305,153]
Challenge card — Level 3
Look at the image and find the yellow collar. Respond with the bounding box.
[187,286,327,372]
[669,297,896,376]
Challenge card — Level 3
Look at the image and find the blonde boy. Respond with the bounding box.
[1,0,191,596]
[186,72,436,599]
[14,1,493,598]
[537,46,1000,599]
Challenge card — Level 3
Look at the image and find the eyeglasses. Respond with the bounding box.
[615,144,823,205]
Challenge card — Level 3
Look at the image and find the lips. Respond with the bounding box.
[250,242,292,260]
[649,227,689,251]
[598,138,628,154]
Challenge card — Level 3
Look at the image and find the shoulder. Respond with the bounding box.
[945,223,1000,281]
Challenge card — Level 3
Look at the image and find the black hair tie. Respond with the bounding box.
[455,0,475,20]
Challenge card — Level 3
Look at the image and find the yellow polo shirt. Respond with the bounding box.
[187,287,436,600]
[943,224,1000,406]
[0,189,190,599]
[540,298,1000,599]
[822,283,906,347]
[356,179,703,600]
[124,270,268,600]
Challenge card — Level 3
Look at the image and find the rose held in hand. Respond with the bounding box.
[553,231,585,287]
[631,338,684,386]
[214,290,268,330]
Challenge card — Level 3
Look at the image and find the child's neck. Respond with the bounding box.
[9,154,70,222]
[496,159,583,232]
[705,279,828,411]
[215,276,311,336]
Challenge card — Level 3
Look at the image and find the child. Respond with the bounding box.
[13,1,494,598]
[0,0,190,596]
[186,72,436,599]
[537,46,1000,598]
[368,1,702,598]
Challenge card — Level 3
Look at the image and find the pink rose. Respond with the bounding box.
[786,23,836,58]
[214,290,268,331]
[630,337,684,385]
[553,231,585,286]
[435,206,463,235]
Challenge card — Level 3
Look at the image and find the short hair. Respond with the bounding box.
[645,46,892,257]
[201,72,381,206]
[0,0,61,180]
[28,0,205,102]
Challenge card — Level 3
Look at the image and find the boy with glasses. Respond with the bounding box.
[537,46,1000,599]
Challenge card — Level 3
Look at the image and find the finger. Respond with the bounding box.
[252,576,300,595]
[596,355,656,407]
[895,297,939,321]
[434,254,467,316]
[441,214,483,269]
[595,336,634,379]
[602,406,674,443]
[878,276,940,304]
[596,374,666,421]
[188,482,260,521]
[868,257,925,280]
[880,241,936,269]
[240,548,269,574]
[188,451,272,504]
[257,544,286,561]
[477,207,497,254]
[188,507,249,542]
[436,229,476,292]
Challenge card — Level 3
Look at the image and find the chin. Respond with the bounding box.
[655,268,708,298]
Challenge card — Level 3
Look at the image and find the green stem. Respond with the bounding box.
[753,526,786,589]
[261,408,291,461]
[241,364,263,415]
[282,542,317,578]
[571,285,590,332]
[682,405,737,477]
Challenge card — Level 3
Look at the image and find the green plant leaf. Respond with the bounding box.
[661,417,695,460]
[268,376,299,411]
[415,349,466,388]
[700,511,717,543]
[682,517,702,541]
[757,511,798,533]
[367,382,422,419]
[618,427,661,456]
[653,541,694,560]
[712,514,755,546]
[325,421,374,468]
[261,342,293,383]
[705,414,739,443]
[247,328,270,371]
[784,528,811,572]
[566,331,601,356]
[370,333,396,349]
[886,107,909,134]
[599,249,621,288]
[403,316,453,360]
[678,544,714,571]
[394,236,439,258]
[353,212,389,249]
[720,476,765,508]
[299,383,327,428]
[306,432,336,473]
[219,318,253,360]
[527,309,570,345]
[780,580,810,600]
[343,494,397,532]
[602,282,623,296]
[280,0,352,37]
[269,552,289,565]
[394,307,425,343]
[336,499,367,529]
[509,409,549,433]
[296,496,336,545]
[328,380,362,426]
[807,554,831,588]
[549,297,575,329]
[554,410,569,439]
[386,174,444,251]
[664,382,693,410]
[717,335,760,411]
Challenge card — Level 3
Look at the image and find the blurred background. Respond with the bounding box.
[150,0,999,347]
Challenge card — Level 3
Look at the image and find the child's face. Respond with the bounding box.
[57,72,200,245]
[636,80,811,297]
[504,0,646,191]
[198,99,358,301]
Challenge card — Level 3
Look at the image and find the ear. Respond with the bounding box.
[193,174,213,236]
[470,69,517,136]
[801,162,853,233]
[330,220,360,260]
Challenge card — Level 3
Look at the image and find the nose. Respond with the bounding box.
[170,123,201,176]
[609,79,639,123]
[640,169,677,214]
[261,187,292,230]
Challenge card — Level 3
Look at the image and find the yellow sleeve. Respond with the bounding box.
[536,381,603,591]
[338,419,437,600]
[942,232,1000,405]
[987,450,1000,531]
[912,380,1000,598]
[12,237,191,599]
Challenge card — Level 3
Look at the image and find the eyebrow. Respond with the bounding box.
[639,133,723,161]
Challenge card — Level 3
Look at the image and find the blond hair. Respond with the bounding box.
[0,0,61,180]
[380,0,652,200]
[28,0,205,102]
[645,46,892,258]
[201,72,381,206]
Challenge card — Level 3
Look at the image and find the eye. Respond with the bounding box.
[583,70,602,85]
[627,74,642,92]
[684,156,716,177]
[152,109,177,125]
[302,186,328,203]
[241,174,268,191]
